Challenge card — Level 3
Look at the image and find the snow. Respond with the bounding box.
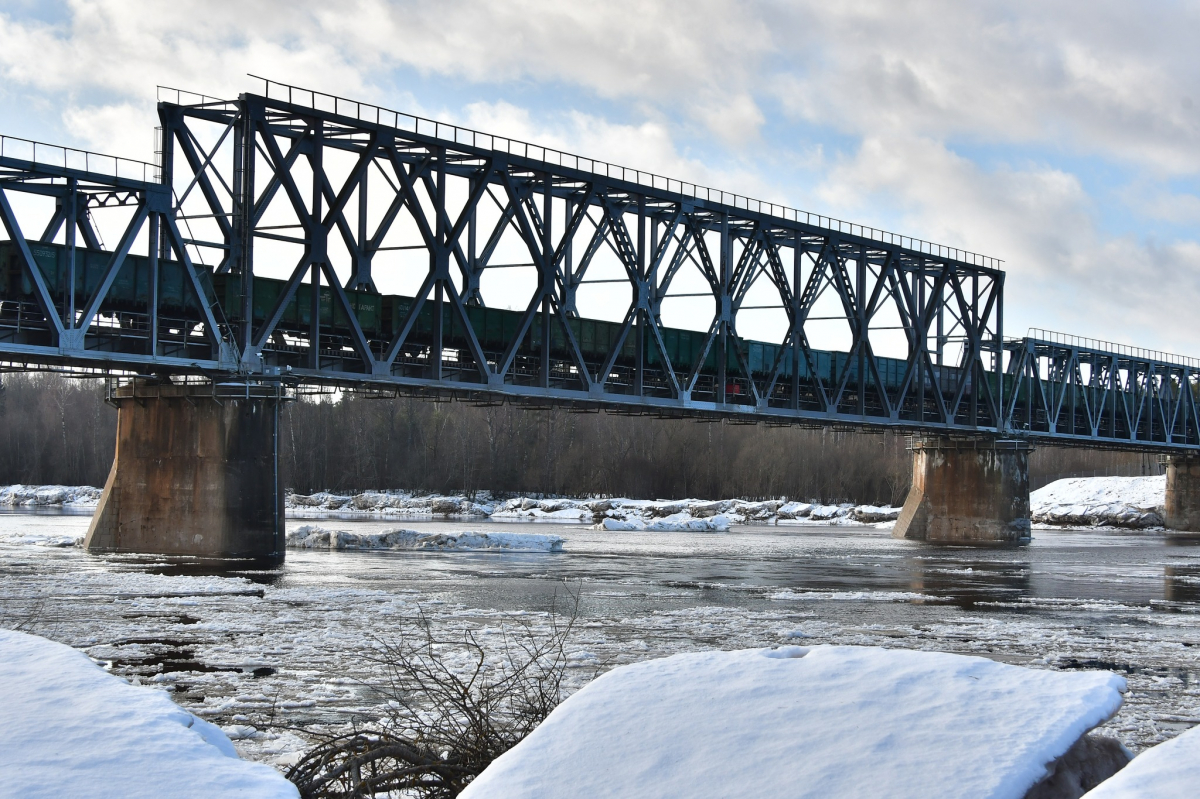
[0,484,101,507]
[286,524,564,552]
[1031,476,1165,528]
[1083,722,1200,797]
[463,645,1126,799]
[0,628,297,799]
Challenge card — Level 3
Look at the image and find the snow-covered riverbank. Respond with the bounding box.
[289,490,903,530]
[1031,476,1166,528]
[0,474,1175,533]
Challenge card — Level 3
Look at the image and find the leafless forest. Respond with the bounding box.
[0,373,1156,504]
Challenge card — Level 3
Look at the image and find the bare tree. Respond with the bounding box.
[285,587,584,798]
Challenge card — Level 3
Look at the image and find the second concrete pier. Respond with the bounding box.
[893,436,1033,545]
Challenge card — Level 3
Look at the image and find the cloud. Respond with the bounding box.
[816,134,1200,354]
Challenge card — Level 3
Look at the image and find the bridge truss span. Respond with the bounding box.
[2,80,1198,453]
[156,82,1007,430]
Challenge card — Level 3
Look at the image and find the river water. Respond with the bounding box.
[2,510,1198,766]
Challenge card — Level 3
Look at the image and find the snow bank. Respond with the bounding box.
[1031,476,1165,528]
[1084,723,1200,798]
[287,490,496,517]
[286,525,563,552]
[0,484,101,507]
[286,490,900,528]
[462,645,1126,799]
[0,629,297,799]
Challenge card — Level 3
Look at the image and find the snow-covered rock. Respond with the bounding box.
[1083,722,1200,797]
[286,525,563,552]
[0,484,102,507]
[462,645,1126,799]
[850,504,902,523]
[1031,477,1165,528]
[0,629,297,799]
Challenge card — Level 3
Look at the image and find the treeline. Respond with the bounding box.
[0,373,1154,504]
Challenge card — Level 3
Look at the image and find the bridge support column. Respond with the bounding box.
[84,381,285,563]
[893,437,1033,544]
[1164,455,1200,533]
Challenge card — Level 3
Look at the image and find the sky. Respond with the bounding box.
[1,0,1198,355]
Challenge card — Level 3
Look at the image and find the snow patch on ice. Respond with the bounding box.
[286,525,564,552]
[0,629,297,799]
[1084,722,1200,797]
[462,645,1127,799]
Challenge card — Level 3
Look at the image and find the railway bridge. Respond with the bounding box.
[2,79,1198,561]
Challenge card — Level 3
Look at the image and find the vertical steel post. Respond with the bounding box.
[66,178,77,331]
[635,194,646,396]
[309,119,322,371]
[149,212,159,357]
[791,237,802,410]
[718,213,730,404]
[857,243,866,417]
[432,148,446,381]
[236,108,256,354]
[562,196,574,316]
[916,260,925,423]
[539,171,552,388]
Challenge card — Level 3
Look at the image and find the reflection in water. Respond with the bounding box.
[112,554,284,585]
[1165,564,1200,603]
[905,555,1031,608]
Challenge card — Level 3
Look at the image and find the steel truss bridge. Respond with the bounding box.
[1,79,1198,453]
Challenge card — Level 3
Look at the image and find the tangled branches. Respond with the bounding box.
[287,585,585,798]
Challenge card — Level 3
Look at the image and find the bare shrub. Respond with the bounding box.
[286,586,584,798]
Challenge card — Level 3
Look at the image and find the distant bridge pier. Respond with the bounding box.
[1164,455,1200,533]
[893,437,1033,545]
[84,381,285,564]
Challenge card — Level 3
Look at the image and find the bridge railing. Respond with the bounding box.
[1026,328,1200,369]
[244,75,1002,270]
[0,134,159,183]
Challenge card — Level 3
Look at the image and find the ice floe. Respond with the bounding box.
[0,628,297,799]
[1031,476,1165,528]
[1084,722,1200,797]
[462,645,1127,799]
[286,524,564,552]
[0,484,101,507]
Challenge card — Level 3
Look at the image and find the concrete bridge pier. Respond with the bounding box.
[1164,455,1200,533]
[84,381,285,564]
[893,436,1033,545]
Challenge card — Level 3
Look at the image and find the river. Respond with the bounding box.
[1,510,1198,766]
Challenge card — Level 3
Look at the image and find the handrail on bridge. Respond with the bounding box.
[0,133,159,184]
[1026,328,1200,370]
[163,74,1002,271]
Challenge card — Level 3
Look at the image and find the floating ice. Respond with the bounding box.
[0,629,297,799]
[286,525,564,552]
[461,645,1127,799]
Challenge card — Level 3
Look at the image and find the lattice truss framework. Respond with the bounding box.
[0,138,233,368]
[1006,338,1200,447]
[157,89,1005,430]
